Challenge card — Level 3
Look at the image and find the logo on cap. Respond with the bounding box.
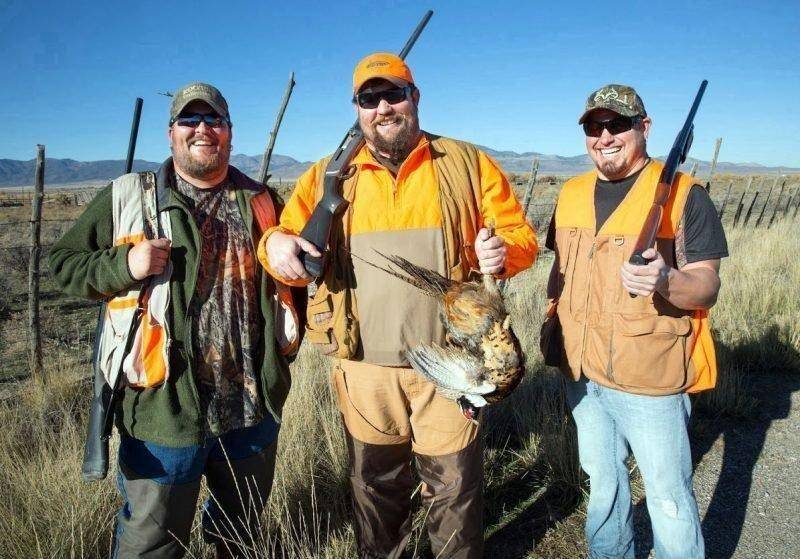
[594,88,630,105]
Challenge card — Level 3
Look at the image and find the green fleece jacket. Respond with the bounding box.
[49,158,291,447]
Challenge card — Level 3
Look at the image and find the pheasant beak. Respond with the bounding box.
[457,397,481,424]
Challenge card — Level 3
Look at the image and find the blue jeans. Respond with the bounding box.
[113,418,279,558]
[565,378,704,559]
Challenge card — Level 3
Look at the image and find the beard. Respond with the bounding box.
[171,142,230,181]
[362,113,420,164]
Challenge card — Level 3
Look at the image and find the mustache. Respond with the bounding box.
[372,115,406,127]
[189,135,217,145]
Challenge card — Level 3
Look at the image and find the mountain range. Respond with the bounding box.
[1,148,798,187]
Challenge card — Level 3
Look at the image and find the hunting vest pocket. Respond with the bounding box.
[557,228,580,315]
[610,314,693,391]
[96,302,130,386]
[305,281,360,358]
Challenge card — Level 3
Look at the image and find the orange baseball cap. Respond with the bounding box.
[352,52,415,93]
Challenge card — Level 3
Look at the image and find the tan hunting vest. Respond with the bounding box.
[553,160,717,395]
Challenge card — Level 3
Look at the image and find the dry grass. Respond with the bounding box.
[0,215,798,558]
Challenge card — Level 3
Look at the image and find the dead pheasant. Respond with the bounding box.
[350,228,524,421]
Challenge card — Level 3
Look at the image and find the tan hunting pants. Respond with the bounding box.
[331,359,484,559]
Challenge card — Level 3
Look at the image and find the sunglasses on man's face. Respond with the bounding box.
[582,115,638,138]
[172,113,230,129]
[354,86,412,110]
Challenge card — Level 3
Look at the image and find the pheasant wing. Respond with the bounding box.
[406,344,495,408]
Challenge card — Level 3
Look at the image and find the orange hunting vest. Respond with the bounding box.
[552,160,717,395]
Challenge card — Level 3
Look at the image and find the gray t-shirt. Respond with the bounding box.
[175,173,263,436]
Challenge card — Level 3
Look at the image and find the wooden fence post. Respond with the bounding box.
[755,175,779,228]
[781,187,798,224]
[784,186,797,214]
[717,180,733,219]
[768,180,787,228]
[259,72,296,185]
[742,191,760,228]
[28,145,45,384]
[731,191,746,228]
[793,190,800,220]
[689,162,699,177]
[706,137,722,193]
[521,157,540,223]
[732,176,753,227]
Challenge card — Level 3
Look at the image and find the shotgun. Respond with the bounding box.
[82,97,144,481]
[629,81,707,267]
[299,10,434,278]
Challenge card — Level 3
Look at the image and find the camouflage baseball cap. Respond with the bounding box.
[169,82,230,124]
[578,84,647,124]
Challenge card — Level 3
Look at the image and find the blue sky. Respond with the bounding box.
[2,0,799,167]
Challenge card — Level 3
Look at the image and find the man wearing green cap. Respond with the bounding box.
[544,84,727,558]
[50,82,296,558]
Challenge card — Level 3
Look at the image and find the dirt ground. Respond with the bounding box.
[528,367,800,559]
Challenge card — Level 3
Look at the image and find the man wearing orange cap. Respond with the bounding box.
[259,53,538,558]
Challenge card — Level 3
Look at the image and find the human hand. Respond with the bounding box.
[127,238,171,281]
[620,247,671,297]
[475,227,507,275]
[266,231,321,281]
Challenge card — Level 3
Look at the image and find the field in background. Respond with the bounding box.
[0,174,798,558]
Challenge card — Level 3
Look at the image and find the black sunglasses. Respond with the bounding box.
[354,85,412,109]
[582,115,639,137]
[171,113,230,128]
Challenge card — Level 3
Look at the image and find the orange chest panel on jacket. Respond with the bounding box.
[347,145,443,234]
[552,161,717,395]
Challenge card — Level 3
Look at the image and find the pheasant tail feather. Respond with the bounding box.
[373,250,454,296]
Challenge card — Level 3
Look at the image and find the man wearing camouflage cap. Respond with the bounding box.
[51,82,296,558]
[544,84,727,558]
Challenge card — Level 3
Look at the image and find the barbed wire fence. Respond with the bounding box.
[0,150,105,385]
[2,152,799,384]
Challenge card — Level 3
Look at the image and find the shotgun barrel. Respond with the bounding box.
[629,81,707,266]
[83,97,145,481]
[125,98,143,174]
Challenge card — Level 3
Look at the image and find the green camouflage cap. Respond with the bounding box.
[169,82,230,124]
[578,84,647,124]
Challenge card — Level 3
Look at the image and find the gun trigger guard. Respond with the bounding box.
[340,165,357,180]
